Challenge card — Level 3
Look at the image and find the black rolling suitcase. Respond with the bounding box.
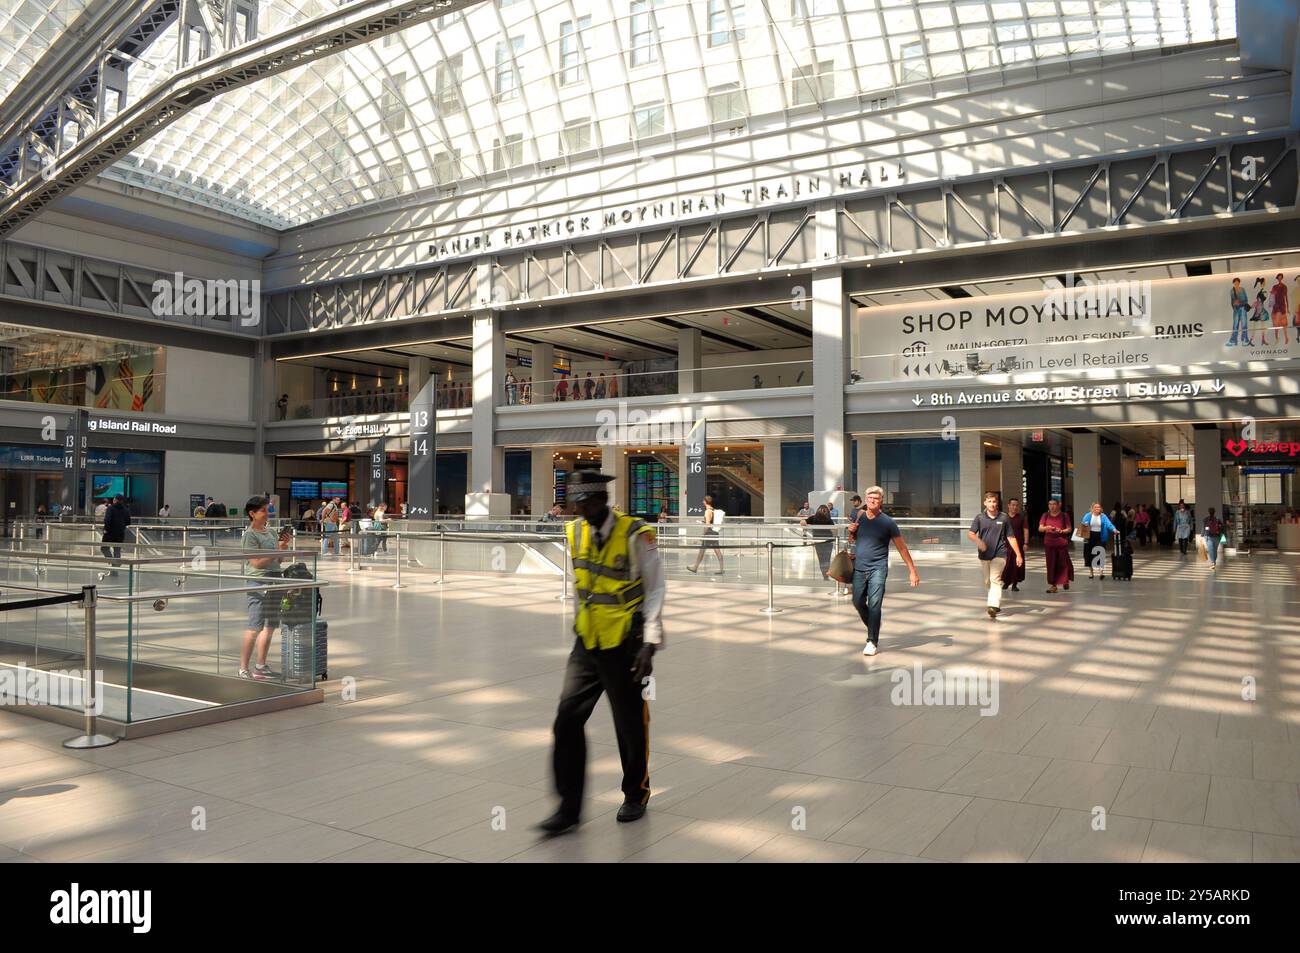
[1111,536,1133,581]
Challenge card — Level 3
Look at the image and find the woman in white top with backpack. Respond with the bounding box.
[686,495,726,574]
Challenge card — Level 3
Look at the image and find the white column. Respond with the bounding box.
[855,435,876,495]
[1193,427,1224,514]
[250,339,275,494]
[811,267,849,492]
[678,327,702,395]
[530,448,554,517]
[1000,439,1023,503]
[408,355,431,396]
[1072,432,1101,524]
[466,310,508,518]
[762,438,782,520]
[600,446,629,511]
[959,432,984,523]
[531,341,553,403]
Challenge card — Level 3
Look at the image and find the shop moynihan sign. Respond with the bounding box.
[426,163,907,260]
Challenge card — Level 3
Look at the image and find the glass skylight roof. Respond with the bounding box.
[0,0,91,104]
[13,0,1238,229]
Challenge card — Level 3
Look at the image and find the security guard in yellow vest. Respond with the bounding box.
[539,470,666,835]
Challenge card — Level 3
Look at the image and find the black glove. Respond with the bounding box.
[631,643,655,683]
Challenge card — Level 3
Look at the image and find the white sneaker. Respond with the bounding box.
[862,642,878,656]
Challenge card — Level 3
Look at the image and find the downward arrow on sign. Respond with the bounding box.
[912,395,924,406]
[1210,379,1225,393]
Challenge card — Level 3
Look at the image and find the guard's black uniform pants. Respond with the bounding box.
[552,630,650,821]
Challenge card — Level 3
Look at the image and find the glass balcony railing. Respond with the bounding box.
[0,539,325,730]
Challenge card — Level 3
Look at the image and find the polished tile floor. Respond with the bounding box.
[2,547,1298,863]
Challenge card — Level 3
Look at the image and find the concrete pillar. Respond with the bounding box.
[1194,426,1224,515]
[958,432,984,523]
[811,268,849,492]
[1100,441,1123,510]
[762,438,782,520]
[856,435,876,495]
[999,439,1023,503]
[530,447,554,516]
[1072,432,1101,524]
[408,355,431,408]
[531,341,553,403]
[678,327,702,394]
[250,339,276,494]
[601,445,629,511]
[466,311,508,517]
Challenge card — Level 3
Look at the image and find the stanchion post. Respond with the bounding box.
[64,585,117,749]
[347,528,360,573]
[434,528,446,585]
[392,532,406,589]
[556,530,569,602]
[759,541,783,615]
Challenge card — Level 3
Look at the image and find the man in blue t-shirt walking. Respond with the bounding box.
[847,486,921,656]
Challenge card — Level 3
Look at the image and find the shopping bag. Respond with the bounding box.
[828,548,855,584]
[1196,535,1208,561]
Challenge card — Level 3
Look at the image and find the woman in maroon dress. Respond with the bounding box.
[1038,497,1073,593]
[1000,497,1029,591]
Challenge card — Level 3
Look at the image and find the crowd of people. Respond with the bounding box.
[298,497,392,555]
[504,368,635,405]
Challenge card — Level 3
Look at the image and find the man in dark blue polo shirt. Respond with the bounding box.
[848,486,921,656]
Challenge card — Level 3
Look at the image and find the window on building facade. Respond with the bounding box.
[633,102,665,138]
[493,134,524,172]
[791,59,834,104]
[435,54,463,115]
[495,37,524,101]
[431,149,461,183]
[559,17,591,85]
[708,0,745,47]
[630,0,663,67]
[380,73,407,134]
[562,118,592,154]
[708,83,746,123]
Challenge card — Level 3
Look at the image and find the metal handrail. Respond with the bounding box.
[0,546,323,566]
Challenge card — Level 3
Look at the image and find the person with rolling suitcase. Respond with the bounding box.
[240,495,289,681]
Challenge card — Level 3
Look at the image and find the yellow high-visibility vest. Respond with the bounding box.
[567,512,656,650]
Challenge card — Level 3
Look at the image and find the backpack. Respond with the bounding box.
[711,508,726,529]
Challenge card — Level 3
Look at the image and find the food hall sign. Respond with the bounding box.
[426,164,906,260]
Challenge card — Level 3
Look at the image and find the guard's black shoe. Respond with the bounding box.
[616,801,647,823]
[537,812,579,836]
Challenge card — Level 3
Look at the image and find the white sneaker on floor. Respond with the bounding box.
[862,642,878,656]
